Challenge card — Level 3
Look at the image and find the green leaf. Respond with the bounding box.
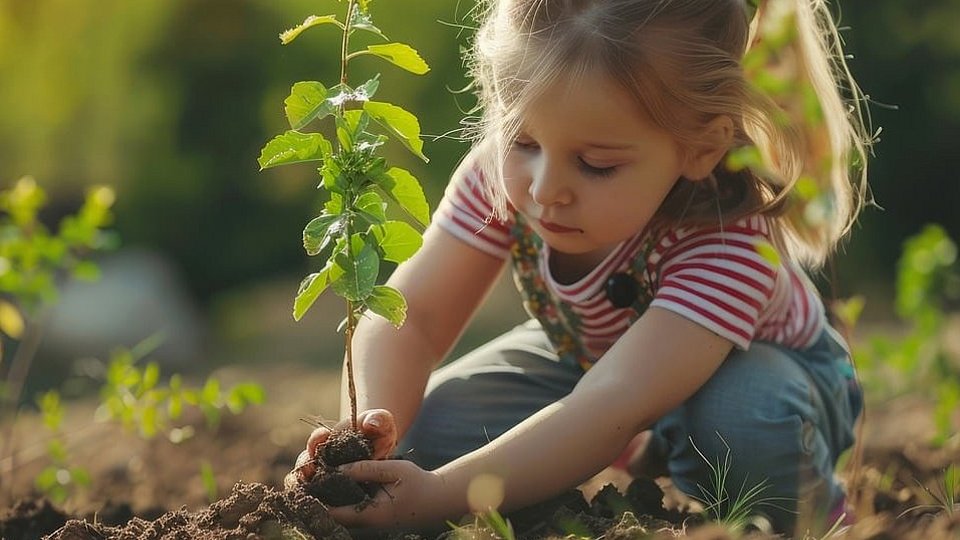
[363,43,429,75]
[285,81,334,130]
[293,261,335,320]
[351,9,387,41]
[363,101,428,162]
[356,191,387,225]
[376,221,422,263]
[280,15,341,45]
[142,362,159,391]
[72,260,100,281]
[303,213,343,256]
[336,110,369,149]
[0,300,25,339]
[755,241,782,267]
[366,285,406,327]
[71,467,92,487]
[324,193,344,214]
[378,168,430,226]
[331,238,379,301]
[258,131,332,170]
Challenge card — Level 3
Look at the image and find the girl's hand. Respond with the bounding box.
[327,459,448,528]
[286,409,398,486]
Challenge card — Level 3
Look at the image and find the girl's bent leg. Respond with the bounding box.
[651,330,860,536]
[398,320,582,471]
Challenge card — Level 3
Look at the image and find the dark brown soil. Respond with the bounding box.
[1,365,958,540]
[304,427,376,507]
[45,482,350,540]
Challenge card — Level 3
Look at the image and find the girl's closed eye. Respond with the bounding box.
[512,136,538,150]
[577,158,617,178]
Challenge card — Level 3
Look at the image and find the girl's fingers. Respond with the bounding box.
[339,460,403,484]
[292,449,317,482]
[306,427,331,458]
[359,409,398,458]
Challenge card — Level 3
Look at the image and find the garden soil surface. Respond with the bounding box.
[1,363,958,539]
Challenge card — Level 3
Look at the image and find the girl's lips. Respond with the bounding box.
[538,219,582,234]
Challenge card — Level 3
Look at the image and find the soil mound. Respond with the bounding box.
[44,482,350,540]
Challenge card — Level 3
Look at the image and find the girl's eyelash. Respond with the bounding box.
[578,158,617,178]
[512,139,617,178]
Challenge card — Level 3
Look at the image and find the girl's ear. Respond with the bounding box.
[680,115,735,181]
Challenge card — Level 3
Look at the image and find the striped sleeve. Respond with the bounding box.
[433,166,514,259]
[649,218,778,350]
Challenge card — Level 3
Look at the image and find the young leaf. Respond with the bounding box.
[366,285,407,327]
[303,213,343,256]
[379,167,430,226]
[363,101,429,162]
[351,9,388,41]
[376,221,423,263]
[363,43,430,75]
[258,131,332,170]
[280,15,341,45]
[285,81,335,130]
[331,239,380,301]
[294,262,335,320]
[336,110,370,149]
[356,191,387,225]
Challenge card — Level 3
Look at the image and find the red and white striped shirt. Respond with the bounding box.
[434,167,825,359]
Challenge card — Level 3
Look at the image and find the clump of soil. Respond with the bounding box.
[0,498,71,540]
[303,427,377,507]
[45,482,350,540]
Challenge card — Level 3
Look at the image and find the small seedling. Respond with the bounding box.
[259,0,431,505]
[689,434,785,534]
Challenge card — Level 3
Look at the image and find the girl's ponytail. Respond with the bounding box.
[742,0,873,267]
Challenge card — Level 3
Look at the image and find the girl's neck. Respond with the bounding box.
[546,246,616,285]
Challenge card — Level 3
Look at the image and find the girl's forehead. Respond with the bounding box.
[521,73,653,127]
[517,74,676,148]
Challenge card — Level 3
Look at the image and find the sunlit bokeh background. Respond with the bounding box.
[1,0,958,393]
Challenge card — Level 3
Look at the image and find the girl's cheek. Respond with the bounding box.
[501,158,530,206]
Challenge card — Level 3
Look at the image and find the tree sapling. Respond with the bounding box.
[259,0,431,506]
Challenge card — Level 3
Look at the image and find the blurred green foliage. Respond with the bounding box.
[0,0,956,309]
[853,224,960,445]
[0,0,473,303]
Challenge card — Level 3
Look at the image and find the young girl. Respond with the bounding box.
[291,0,869,535]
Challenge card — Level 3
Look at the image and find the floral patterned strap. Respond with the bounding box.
[508,214,660,372]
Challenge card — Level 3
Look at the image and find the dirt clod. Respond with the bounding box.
[43,482,350,540]
[304,427,376,507]
[0,498,71,540]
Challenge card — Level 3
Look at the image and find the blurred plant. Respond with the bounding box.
[94,334,264,440]
[0,176,115,498]
[844,224,960,445]
[259,0,431,429]
[33,390,91,504]
[200,460,218,504]
[446,509,517,540]
[900,465,960,518]
[0,176,264,504]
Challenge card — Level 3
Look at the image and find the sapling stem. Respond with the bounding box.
[340,0,355,88]
[339,0,359,432]
[344,302,359,430]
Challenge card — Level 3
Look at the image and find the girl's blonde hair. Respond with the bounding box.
[465,0,872,268]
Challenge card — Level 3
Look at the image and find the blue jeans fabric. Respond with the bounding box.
[398,320,862,534]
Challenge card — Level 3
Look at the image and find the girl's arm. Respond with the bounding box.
[341,222,508,437]
[333,306,733,527]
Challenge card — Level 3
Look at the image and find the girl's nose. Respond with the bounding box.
[529,158,573,206]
